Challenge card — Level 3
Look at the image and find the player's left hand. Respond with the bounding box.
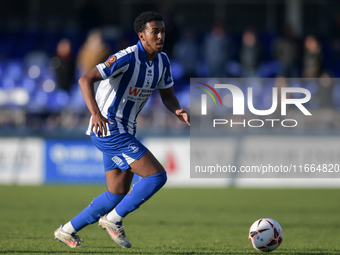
[175,109,190,126]
[91,113,114,137]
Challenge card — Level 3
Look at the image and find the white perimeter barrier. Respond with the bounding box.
[0,138,44,184]
[0,136,340,187]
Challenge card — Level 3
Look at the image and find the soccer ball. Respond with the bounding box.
[248,218,283,252]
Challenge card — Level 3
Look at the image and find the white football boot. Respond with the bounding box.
[98,215,131,248]
[54,225,83,248]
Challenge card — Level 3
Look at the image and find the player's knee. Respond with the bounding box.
[161,171,167,186]
[154,171,167,189]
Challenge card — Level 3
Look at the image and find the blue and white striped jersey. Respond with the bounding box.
[86,40,174,137]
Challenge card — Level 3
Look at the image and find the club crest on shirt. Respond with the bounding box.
[128,143,139,153]
[104,55,117,68]
[145,77,152,87]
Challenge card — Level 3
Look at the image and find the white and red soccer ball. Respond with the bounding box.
[248,218,283,252]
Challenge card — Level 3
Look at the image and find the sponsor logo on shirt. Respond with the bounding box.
[138,89,152,98]
[129,87,141,96]
[128,87,153,99]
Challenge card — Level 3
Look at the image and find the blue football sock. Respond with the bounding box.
[71,190,125,231]
[115,171,167,218]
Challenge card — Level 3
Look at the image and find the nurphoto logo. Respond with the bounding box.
[197,82,312,128]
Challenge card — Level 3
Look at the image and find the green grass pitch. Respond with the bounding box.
[0,186,339,254]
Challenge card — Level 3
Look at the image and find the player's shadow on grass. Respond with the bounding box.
[0,251,338,254]
[1,248,339,254]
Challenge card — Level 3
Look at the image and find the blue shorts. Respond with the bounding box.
[91,133,148,171]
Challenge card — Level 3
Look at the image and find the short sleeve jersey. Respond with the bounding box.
[86,40,174,137]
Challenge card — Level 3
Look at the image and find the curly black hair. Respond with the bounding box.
[134,11,163,34]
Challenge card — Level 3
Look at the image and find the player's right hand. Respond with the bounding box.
[175,109,190,126]
[91,113,114,137]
